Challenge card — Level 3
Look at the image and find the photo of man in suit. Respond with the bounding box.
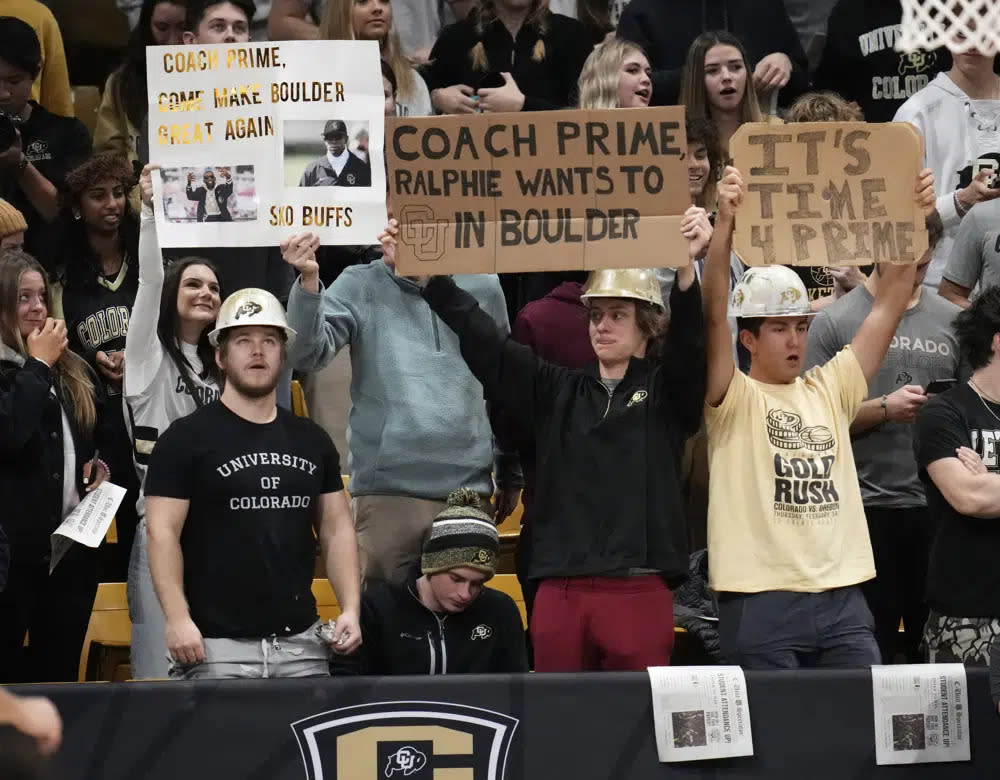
[299,120,371,188]
[186,167,234,222]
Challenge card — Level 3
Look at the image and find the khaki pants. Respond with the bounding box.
[353,495,447,585]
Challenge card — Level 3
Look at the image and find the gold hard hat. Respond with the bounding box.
[581,268,664,310]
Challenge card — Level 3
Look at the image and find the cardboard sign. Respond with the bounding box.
[730,122,927,267]
[387,107,692,275]
[146,41,386,248]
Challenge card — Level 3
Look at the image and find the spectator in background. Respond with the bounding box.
[58,153,141,582]
[122,0,272,39]
[894,38,1000,294]
[124,164,222,679]
[679,32,762,157]
[784,91,868,309]
[0,251,109,682]
[0,17,91,268]
[269,0,444,62]
[425,0,596,115]
[781,0,838,71]
[0,1,71,117]
[280,232,520,587]
[815,0,950,124]
[318,0,432,116]
[381,58,396,117]
[183,0,254,44]
[617,0,808,108]
[939,201,1000,309]
[336,489,528,676]
[95,0,186,213]
[686,117,722,212]
[914,289,1000,665]
[805,215,959,664]
[547,0,614,40]
[0,198,27,251]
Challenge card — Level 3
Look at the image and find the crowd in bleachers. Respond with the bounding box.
[2,0,1000,727]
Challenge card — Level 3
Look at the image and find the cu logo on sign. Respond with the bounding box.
[385,746,427,777]
[400,204,449,262]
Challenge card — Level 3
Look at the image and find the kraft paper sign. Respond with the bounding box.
[730,122,927,267]
[146,40,386,247]
[387,107,692,275]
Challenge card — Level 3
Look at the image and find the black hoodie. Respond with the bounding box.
[814,0,951,123]
[616,0,809,107]
[334,573,529,675]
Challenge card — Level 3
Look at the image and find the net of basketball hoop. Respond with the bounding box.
[897,0,1000,54]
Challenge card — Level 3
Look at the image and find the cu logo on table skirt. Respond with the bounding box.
[291,701,519,780]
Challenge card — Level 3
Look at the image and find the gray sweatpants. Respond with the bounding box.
[168,621,330,679]
[127,517,169,680]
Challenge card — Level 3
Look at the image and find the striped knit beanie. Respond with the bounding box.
[0,199,27,238]
[421,488,499,578]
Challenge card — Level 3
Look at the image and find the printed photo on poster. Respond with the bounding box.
[284,119,372,188]
[160,165,258,223]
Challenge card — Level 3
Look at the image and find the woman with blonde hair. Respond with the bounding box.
[424,0,595,115]
[0,251,109,682]
[319,0,431,116]
[680,31,763,156]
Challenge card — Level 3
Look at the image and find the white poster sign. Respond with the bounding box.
[50,482,128,573]
[648,666,754,762]
[872,664,970,765]
[146,40,386,247]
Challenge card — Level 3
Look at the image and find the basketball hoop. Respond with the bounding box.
[897,0,1000,54]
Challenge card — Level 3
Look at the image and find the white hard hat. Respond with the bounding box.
[208,288,297,347]
[581,268,664,310]
[728,265,815,319]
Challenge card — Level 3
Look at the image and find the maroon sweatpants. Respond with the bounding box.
[530,575,674,672]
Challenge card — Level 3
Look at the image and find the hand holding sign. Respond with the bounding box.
[377,219,399,269]
[717,166,745,224]
[281,232,321,293]
[681,205,713,260]
[752,53,793,94]
[477,73,526,114]
[916,167,935,215]
[139,164,159,208]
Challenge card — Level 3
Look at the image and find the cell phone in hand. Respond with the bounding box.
[926,378,957,394]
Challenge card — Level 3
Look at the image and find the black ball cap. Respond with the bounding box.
[322,120,348,138]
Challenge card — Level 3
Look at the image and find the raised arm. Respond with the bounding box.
[124,165,166,397]
[702,166,742,407]
[849,169,934,382]
[267,0,320,40]
[659,261,705,435]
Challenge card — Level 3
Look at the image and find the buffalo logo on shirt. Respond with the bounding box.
[24,139,52,163]
[627,390,648,408]
[234,300,263,320]
[898,49,937,75]
[291,702,519,780]
[471,624,493,641]
[385,747,427,777]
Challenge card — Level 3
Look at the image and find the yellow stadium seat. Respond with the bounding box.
[291,379,309,418]
[495,495,523,536]
[79,583,131,682]
[312,578,342,623]
[487,574,526,628]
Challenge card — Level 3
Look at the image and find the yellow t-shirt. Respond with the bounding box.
[705,347,874,593]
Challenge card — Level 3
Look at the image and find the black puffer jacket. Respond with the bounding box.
[422,275,705,584]
[673,549,721,662]
[0,343,104,585]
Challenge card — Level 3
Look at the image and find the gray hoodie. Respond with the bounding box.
[287,260,511,500]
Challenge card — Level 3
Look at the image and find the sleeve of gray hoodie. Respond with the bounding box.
[893,101,962,231]
[475,275,524,491]
[285,270,366,372]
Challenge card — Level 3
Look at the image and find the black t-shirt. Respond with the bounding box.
[1,102,92,264]
[915,383,1000,617]
[144,400,344,638]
